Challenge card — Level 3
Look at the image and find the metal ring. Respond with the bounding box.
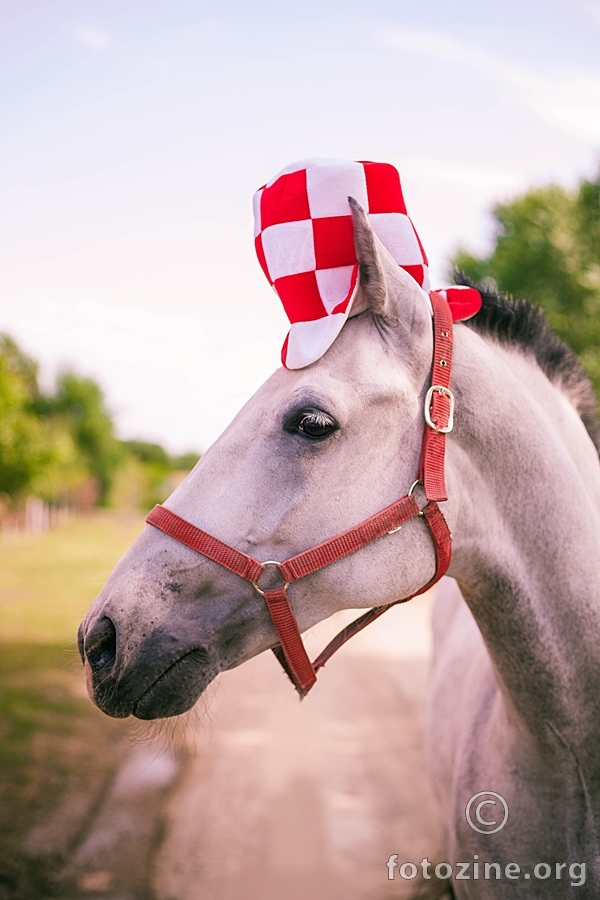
[407,480,426,517]
[252,561,290,597]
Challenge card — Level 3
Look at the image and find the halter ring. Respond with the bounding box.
[252,561,290,597]
[408,479,426,517]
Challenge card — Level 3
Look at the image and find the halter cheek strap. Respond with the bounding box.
[146,291,454,698]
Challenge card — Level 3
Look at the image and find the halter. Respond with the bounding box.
[146,291,454,697]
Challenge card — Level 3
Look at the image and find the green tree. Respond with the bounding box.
[0,333,199,510]
[451,169,600,396]
[112,441,200,509]
[172,451,200,471]
[0,336,49,501]
[41,373,123,503]
[31,419,86,505]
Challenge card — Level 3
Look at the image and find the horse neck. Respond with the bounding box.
[449,328,600,753]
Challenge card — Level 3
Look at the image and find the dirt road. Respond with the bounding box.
[29,596,443,900]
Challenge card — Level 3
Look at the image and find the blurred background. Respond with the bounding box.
[1,1,599,898]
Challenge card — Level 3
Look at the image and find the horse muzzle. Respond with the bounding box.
[78,614,216,719]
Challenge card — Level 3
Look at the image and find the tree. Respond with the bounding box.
[451,169,600,396]
[0,333,200,510]
[0,336,49,501]
[43,373,123,503]
[114,441,200,509]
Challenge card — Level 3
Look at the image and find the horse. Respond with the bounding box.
[78,200,600,898]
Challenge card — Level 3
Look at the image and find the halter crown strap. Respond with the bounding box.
[420,290,455,501]
[145,291,454,697]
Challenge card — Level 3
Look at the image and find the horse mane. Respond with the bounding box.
[455,272,600,455]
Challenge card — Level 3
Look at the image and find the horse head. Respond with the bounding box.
[78,201,458,719]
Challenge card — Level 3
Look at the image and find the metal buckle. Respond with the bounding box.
[252,561,290,597]
[424,385,455,434]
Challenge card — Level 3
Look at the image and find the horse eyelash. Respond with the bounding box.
[282,406,334,428]
[302,412,333,428]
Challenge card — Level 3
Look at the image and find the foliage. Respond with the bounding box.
[450,169,600,397]
[0,336,50,501]
[124,439,171,467]
[123,440,199,473]
[116,440,200,509]
[38,372,123,504]
[0,335,200,510]
[172,450,201,471]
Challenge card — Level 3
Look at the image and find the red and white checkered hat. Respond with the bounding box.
[253,158,481,369]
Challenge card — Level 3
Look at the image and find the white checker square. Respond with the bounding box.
[370,213,423,266]
[266,158,333,188]
[261,219,315,281]
[315,266,355,314]
[306,161,368,218]
[286,313,347,369]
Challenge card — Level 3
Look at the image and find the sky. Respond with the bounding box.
[1,0,599,453]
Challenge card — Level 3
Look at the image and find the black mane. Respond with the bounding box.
[455,272,600,454]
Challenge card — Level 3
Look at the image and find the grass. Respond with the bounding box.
[0,511,146,899]
[0,510,145,644]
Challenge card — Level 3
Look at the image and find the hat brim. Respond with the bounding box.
[282,264,360,369]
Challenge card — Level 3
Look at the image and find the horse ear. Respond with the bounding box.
[349,196,396,321]
[349,196,427,329]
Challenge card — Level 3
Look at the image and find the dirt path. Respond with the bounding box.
[29,597,443,900]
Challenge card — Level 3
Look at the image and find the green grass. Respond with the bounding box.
[0,510,145,644]
[0,511,145,899]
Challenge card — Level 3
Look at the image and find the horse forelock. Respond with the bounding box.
[456,272,600,456]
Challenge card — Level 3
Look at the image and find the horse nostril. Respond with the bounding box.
[85,616,118,675]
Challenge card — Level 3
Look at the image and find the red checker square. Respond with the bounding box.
[313,216,357,270]
[274,271,327,324]
[260,169,311,230]
[332,296,352,315]
[254,234,272,284]
[403,264,425,286]
[363,162,407,215]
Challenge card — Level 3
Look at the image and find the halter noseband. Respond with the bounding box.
[146,291,454,697]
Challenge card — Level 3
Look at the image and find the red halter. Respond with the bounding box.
[146,291,454,697]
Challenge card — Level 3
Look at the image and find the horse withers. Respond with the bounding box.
[79,201,600,898]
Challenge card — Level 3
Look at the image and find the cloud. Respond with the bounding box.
[71,25,112,51]
[377,27,600,143]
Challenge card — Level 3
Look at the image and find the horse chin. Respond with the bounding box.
[86,646,216,720]
[132,648,214,720]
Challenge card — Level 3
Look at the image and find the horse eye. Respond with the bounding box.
[297,412,336,438]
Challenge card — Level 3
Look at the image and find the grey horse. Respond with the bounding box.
[79,202,600,898]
